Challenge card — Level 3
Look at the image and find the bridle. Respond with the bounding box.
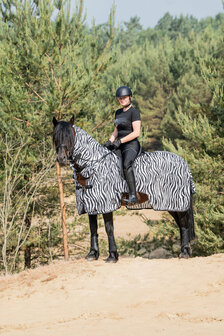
[56,124,115,185]
[56,143,73,161]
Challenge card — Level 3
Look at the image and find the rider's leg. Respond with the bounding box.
[122,141,140,204]
[86,214,99,260]
[124,165,138,204]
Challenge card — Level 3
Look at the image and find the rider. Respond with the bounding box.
[105,86,141,204]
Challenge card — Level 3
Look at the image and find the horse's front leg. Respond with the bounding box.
[85,214,99,261]
[103,212,119,263]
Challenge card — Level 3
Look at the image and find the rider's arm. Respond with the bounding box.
[109,127,118,143]
[120,120,141,144]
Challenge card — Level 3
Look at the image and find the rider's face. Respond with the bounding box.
[117,95,130,107]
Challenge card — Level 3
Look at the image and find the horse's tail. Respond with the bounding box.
[188,192,196,241]
[190,175,196,195]
[188,170,196,240]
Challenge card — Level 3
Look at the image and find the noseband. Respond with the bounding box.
[57,143,74,161]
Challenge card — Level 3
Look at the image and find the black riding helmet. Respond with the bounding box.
[116,86,132,98]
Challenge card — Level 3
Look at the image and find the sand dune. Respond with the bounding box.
[1,210,223,336]
[0,253,224,336]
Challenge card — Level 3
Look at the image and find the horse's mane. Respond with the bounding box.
[53,120,110,163]
[53,121,75,152]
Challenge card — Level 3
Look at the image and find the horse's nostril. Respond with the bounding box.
[58,158,67,166]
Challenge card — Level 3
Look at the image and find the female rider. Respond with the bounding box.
[105,86,141,204]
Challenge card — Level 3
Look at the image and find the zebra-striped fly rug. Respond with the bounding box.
[71,126,195,215]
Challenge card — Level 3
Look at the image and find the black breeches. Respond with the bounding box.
[119,140,140,171]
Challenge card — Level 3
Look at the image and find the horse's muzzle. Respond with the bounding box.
[57,156,67,166]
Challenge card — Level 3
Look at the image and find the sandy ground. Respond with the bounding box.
[98,209,164,240]
[0,211,224,336]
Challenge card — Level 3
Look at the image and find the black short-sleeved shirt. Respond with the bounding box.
[115,106,141,139]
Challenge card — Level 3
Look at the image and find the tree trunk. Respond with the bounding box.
[56,161,69,260]
[24,218,32,269]
[24,245,31,268]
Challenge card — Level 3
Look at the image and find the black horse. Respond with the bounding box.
[53,117,195,263]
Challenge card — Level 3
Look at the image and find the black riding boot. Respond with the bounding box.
[124,167,138,204]
[85,234,99,261]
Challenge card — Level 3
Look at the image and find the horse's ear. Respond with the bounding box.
[69,115,74,125]
[53,117,58,127]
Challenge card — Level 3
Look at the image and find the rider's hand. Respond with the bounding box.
[113,139,121,149]
[104,140,113,149]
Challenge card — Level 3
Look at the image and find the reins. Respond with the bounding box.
[70,125,116,168]
[72,149,115,166]
[69,149,115,191]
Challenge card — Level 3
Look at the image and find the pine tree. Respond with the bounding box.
[162,27,224,255]
[0,0,119,272]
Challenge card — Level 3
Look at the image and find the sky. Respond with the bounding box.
[72,0,223,28]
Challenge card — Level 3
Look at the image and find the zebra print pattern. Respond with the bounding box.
[71,126,195,215]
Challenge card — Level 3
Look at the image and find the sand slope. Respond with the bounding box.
[1,210,223,336]
[0,253,224,336]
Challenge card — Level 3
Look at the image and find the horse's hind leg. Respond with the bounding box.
[169,211,191,258]
[179,195,195,258]
[169,196,195,258]
[103,212,119,263]
[85,214,99,261]
[178,212,192,258]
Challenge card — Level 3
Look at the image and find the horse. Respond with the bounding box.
[53,116,196,263]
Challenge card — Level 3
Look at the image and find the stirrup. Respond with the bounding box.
[123,194,138,204]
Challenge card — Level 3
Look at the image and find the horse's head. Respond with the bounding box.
[52,116,75,165]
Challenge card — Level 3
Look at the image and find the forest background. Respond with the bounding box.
[0,0,223,274]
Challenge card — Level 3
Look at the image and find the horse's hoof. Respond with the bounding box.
[179,252,190,259]
[85,250,99,261]
[105,251,119,263]
[179,246,191,259]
